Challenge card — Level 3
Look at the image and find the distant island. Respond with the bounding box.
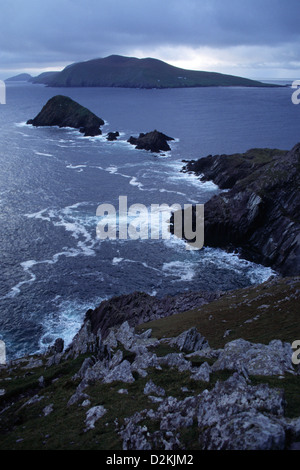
[7,55,277,89]
[5,73,33,82]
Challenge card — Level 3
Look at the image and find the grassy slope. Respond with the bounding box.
[136,277,300,348]
[0,276,299,450]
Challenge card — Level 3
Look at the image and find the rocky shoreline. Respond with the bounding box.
[174,144,300,276]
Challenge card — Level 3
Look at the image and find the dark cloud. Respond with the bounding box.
[1,0,300,78]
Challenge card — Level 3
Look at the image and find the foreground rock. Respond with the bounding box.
[27,95,105,137]
[128,130,174,153]
[1,315,300,450]
[120,373,287,450]
[176,144,300,276]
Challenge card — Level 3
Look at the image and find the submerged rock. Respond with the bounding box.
[27,95,104,137]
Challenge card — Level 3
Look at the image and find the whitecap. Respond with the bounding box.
[34,151,53,157]
[38,297,105,353]
[162,260,196,282]
[66,164,87,170]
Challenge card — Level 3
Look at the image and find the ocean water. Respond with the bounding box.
[0,82,299,359]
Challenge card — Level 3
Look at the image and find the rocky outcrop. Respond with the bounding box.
[120,373,287,450]
[2,310,300,450]
[106,131,119,141]
[62,320,298,450]
[127,130,174,153]
[27,95,104,137]
[177,145,300,276]
[81,289,222,340]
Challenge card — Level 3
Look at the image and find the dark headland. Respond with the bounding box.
[172,144,300,277]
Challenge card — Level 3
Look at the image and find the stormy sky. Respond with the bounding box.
[1,0,300,80]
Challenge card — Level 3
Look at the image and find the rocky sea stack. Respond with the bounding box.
[27,95,105,137]
[127,130,174,153]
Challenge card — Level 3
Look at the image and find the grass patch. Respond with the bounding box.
[136,277,300,349]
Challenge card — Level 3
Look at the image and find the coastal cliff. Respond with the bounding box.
[178,144,300,276]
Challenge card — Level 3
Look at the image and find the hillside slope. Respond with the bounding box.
[0,277,299,450]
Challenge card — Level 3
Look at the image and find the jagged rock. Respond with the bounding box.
[67,390,90,407]
[284,417,300,440]
[143,380,166,397]
[81,399,91,407]
[43,404,54,416]
[191,362,212,382]
[21,395,44,408]
[120,410,152,450]
[85,405,107,431]
[21,357,43,369]
[73,357,96,381]
[131,350,160,377]
[64,321,103,359]
[47,338,64,356]
[196,374,286,450]
[186,348,221,361]
[212,338,295,376]
[113,322,136,350]
[103,329,118,349]
[119,373,287,450]
[169,327,209,352]
[106,131,119,141]
[127,130,174,153]
[46,352,63,368]
[159,353,192,372]
[27,95,104,137]
[103,360,135,384]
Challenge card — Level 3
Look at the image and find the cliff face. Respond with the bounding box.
[27,95,105,137]
[180,145,300,276]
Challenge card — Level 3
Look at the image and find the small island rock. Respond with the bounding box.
[127,129,174,153]
[27,95,104,137]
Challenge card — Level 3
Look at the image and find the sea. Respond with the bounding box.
[0,80,299,360]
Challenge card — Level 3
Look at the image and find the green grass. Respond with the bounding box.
[136,277,300,349]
